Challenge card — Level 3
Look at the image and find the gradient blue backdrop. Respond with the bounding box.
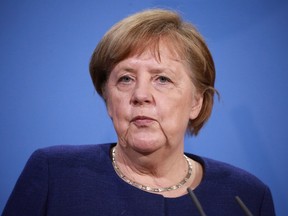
[1,0,287,215]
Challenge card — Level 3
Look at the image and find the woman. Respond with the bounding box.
[3,9,275,215]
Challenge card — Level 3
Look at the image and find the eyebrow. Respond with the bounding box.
[149,68,173,75]
[118,66,174,74]
[122,67,135,72]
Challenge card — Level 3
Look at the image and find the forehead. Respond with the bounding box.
[113,44,188,73]
[107,37,194,82]
[130,38,187,64]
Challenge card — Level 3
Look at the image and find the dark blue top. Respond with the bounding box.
[2,143,275,216]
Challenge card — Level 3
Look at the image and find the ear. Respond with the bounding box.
[102,86,113,119]
[105,96,113,119]
[189,93,203,120]
[106,102,112,118]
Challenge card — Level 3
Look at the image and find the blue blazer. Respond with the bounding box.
[2,143,275,216]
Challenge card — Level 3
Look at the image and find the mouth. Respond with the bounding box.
[131,116,156,127]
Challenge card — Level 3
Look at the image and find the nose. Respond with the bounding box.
[130,80,154,106]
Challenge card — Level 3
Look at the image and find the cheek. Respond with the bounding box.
[107,102,130,137]
[106,93,130,123]
[106,89,123,117]
[158,95,193,127]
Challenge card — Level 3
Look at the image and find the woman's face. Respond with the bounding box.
[105,43,203,154]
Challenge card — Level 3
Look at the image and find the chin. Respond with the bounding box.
[128,136,165,154]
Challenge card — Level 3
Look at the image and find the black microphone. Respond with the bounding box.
[187,188,254,216]
[235,196,254,216]
[187,188,207,216]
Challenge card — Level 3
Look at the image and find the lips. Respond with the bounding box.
[131,116,156,127]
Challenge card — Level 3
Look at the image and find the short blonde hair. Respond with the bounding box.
[89,9,218,135]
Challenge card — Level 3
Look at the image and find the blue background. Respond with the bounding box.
[0,0,287,215]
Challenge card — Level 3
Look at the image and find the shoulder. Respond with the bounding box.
[27,143,115,170]
[186,154,275,215]
[187,153,269,193]
[22,143,116,182]
[206,156,264,186]
[32,143,113,159]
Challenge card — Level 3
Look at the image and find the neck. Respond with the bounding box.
[115,144,185,177]
[113,144,191,193]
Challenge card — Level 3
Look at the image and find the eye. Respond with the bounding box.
[118,75,133,84]
[157,76,172,84]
